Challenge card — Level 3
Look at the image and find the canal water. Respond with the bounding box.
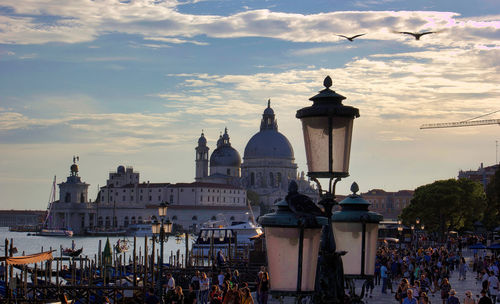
[0,227,193,262]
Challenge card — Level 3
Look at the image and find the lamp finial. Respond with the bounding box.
[350,182,359,194]
[323,76,332,89]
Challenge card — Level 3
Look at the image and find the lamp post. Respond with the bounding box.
[152,202,173,302]
[259,76,382,304]
[397,224,403,248]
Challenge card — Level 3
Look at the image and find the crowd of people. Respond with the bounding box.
[146,256,269,304]
[374,235,500,304]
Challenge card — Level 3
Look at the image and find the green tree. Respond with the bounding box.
[401,178,486,240]
[484,166,500,230]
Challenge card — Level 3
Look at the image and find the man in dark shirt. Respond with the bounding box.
[185,284,198,304]
[478,289,493,304]
[146,288,160,304]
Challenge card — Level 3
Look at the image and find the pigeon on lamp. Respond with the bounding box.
[286,180,324,220]
[337,33,366,41]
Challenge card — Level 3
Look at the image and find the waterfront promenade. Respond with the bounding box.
[270,249,489,304]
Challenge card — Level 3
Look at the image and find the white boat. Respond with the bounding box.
[39,176,74,237]
[126,223,153,237]
[39,228,74,237]
[192,221,262,257]
[86,228,127,236]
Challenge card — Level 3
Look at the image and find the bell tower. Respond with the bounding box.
[195,131,209,181]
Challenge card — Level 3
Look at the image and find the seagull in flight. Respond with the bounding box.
[395,31,439,40]
[337,33,366,41]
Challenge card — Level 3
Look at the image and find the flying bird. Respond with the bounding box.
[337,34,366,41]
[394,31,439,40]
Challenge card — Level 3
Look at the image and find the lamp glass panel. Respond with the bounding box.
[264,227,321,292]
[159,206,167,217]
[364,223,379,276]
[164,222,173,233]
[333,222,380,276]
[152,223,160,234]
[333,222,362,275]
[300,116,353,174]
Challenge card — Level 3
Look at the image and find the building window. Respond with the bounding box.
[122,196,126,201]
[181,189,184,192]
[98,216,103,227]
[131,216,136,224]
[80,193,85,203]
[140,195,143,200]
[124,217,129,227]
[158,196,161,200]
[130,196,133,201]
[65,193,71,203]
[227,169,231,175]
[105,216,110,228]
[149,196,152,201]
[138,216,143,224]
[270,172,274,187]
[192,216,197,221]
[170,195,174,203]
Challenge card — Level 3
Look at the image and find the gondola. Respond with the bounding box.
[62,247,83,257]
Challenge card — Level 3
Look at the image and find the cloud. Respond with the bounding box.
[144,36,209,45]
[0,2,498,49]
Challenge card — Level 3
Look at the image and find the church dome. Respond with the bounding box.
[210,128,241,167]
[244,130,294,160]
[244,100,294,161]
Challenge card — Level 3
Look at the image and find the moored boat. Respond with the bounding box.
[39,228,74,237]
[192,220,262,257]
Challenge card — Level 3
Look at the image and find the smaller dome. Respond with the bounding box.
[71,164,79,173]
[264,99,274,115]
[210,146,241,167]
[198,132,207,146]
[117,165,125,173]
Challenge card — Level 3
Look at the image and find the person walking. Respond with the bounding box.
[381,261,389,294]
[446,289,459,304]
[487,270,499,303]
[440,278,452,304]
[464,290,476,304]
[478,289,493,304]
[199,272,210,304]
[403,289,418,304]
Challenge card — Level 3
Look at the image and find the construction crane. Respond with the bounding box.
[420,110,500,129]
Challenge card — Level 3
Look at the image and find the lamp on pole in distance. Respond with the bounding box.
[152,202,173,303]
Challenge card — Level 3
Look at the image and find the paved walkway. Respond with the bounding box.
[359,249,484,304]
[267,249,490,304]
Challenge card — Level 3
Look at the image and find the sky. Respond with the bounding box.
[0,0,499,210]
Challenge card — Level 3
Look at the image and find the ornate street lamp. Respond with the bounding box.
[296,76,363,303]
[258,194,327,296]
[260,76,382,303]
[152,202,172,302]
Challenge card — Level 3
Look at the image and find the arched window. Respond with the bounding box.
[113,216,117,227]
[192,216,198,221]
[250,172,255,186]
[269,172,274,187]
[65,193,71,203]
[131,216,136,225]
[277,172,282,186]
[98,216,103,227]
[80,193,85,203]
[124,216,129,227]
[105,216,110,228]
[138,216,143,224]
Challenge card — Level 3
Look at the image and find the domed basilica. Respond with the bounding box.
[195,100,315,209]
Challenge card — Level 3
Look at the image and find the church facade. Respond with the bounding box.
[48,101,316,234]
